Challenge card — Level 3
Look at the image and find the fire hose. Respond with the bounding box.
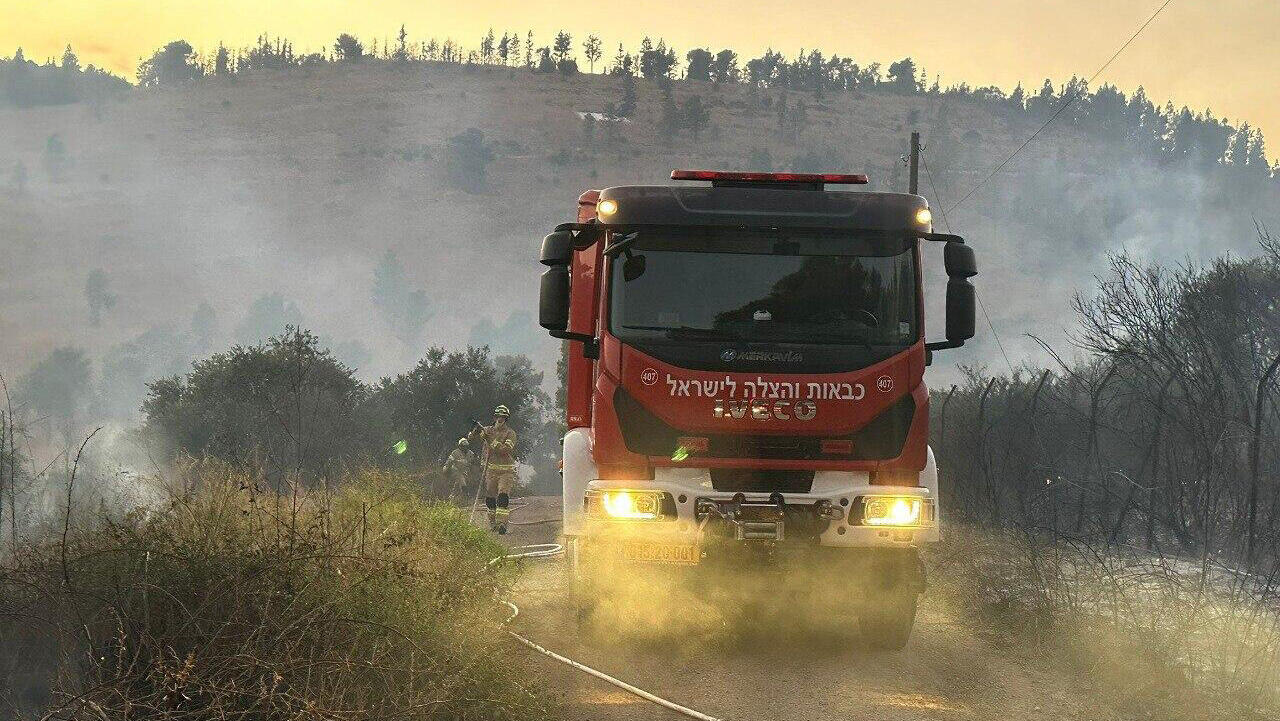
[492,544,725,721]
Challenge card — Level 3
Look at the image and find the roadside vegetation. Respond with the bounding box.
[0,329,566,718]
[931,228,1280,719]
[0,461,553,720]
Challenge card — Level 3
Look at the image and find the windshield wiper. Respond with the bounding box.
[620,324,739,341]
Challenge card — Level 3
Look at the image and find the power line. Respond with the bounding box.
[922,147,1016,375]
[947,0,1176,213]
[921,149,952,233]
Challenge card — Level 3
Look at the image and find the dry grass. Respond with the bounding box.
[931,526,1280,720]
[0,460,554,720]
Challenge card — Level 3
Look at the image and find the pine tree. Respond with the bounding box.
[681,95,710,140]
[525,31,534,68]
[709,49,738,83]
[214,44,230,75]
[60,44,79,72]
[1008,82,1025,111]
[611,43,627,75]
[552,31,572,63]
[617,73,637,117]
[396,25,409,62]
[583,34,602,73]
[685,49,712,82]
[537,47,556,73]
[481,28,495,63]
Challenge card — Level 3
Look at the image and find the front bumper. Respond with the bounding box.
[581,475,938,548]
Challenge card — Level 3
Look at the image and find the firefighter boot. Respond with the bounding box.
[496,493,510,535]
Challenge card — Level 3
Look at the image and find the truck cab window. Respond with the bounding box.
[609,228,917,356]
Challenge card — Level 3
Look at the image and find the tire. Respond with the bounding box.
[860,587,918,650]
[852,548,924,651]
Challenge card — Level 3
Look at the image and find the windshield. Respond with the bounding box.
[609,228,918,347]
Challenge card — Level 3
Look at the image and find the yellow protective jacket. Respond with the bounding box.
[471,424,518,469]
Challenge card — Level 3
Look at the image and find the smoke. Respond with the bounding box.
[2,423,166,551]
[918,142,1275,384]
[0,62,1275,426]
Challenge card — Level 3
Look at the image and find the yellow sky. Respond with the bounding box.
[4,1,1279,142]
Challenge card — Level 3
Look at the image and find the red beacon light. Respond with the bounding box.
[670,169,870,186]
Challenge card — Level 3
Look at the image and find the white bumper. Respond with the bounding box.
[561,427,941,548]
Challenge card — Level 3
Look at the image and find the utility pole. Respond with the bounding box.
[908,131,920,195]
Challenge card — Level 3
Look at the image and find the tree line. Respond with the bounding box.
[1,327,563,519]
[106,26,1280,178]
[0,46,128,107]
[5,25,1274,178]
[139,328,563,491]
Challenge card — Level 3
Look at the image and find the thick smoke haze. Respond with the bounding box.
[1,58,1276,437]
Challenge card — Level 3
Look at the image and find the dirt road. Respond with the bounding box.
[496,497,1121,721]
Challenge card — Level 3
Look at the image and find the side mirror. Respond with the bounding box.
[946,278,976,342]
[539,265,570,331]
[944,242,976,278]
[540,230,574,266]
[926,239,978,354]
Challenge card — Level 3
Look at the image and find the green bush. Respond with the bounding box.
[0,463,553,720]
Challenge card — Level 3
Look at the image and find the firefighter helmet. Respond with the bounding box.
[457,437,469,448]
[494,404,510,417]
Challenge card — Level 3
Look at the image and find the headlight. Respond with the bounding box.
[860,495,934,527]
[586,489,671,520]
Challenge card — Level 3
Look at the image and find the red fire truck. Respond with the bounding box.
[538,169,977,648]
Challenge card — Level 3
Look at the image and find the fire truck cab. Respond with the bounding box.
[538,170,977,648]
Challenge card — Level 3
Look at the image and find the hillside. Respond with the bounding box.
[2,60,1277,417]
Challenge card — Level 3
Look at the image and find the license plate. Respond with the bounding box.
[622,541,700,565]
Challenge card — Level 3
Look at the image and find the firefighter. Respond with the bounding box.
[470,404,518,534]
[442,437,472,501]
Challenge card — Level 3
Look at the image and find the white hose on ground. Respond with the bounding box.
[494,544,725,721]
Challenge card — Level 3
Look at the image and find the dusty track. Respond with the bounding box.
[494,497,1123,721]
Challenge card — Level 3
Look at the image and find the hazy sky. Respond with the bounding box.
[3,1,1279,142]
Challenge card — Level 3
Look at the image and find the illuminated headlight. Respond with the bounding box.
[915,207,933,225]
[597,199,618,217]
[860,495,935,527]
[586,489,669,520]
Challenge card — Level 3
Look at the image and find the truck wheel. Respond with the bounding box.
[860,587,918,650]
[856,549,924,650]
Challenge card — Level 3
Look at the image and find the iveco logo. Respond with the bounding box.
[721,349,803,363]
[714,399,818,421]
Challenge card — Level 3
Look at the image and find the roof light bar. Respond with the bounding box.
[671,169,870,185]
